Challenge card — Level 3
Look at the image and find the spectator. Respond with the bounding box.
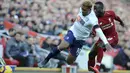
[41,37,53,50]
[20,33,29,58]
[5,32,28,67]
[8,28,16,37]
[23,36,36,67]
[33,36,45,62]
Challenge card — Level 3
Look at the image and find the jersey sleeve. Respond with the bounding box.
[109,11,116,18]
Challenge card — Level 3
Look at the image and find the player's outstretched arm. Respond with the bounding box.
[115,14,128,30]
[94,25,113,51]
[115,15,125,27]
[113,11,126,28]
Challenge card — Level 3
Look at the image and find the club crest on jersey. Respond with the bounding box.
[100,22,102,25]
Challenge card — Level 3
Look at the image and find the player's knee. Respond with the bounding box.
[58,40,70,50]
[67,55,76,64]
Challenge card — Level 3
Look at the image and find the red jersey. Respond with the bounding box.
[98,11,120,36]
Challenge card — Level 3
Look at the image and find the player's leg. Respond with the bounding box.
[95,35,118,69]
[66,54,76,65]
[38,40,69,67]
[91,36,118,73]
[66,40,85,65]
[89,42,103,73]
[95,44,104,70]
[38,30,75,67]
[88,42,98,70]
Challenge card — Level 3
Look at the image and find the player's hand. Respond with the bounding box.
[120,22,127,29]
[105,43,113,52]
[120,22,124,26]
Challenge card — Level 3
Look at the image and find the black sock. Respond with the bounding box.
[46,47,60,60]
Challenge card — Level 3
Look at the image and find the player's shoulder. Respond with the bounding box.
[89,10,98,19]
[88,12,98,24]
[105,10,115,15]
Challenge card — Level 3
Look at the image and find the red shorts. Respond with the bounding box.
[96,34,118,48]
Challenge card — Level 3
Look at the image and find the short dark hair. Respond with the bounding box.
[95,1,104,8]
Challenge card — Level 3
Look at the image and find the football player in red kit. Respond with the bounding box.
[88,1,126,73]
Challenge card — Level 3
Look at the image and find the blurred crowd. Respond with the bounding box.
[0,28,68,67]
[0,0,130,70]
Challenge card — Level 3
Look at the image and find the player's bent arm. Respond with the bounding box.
[112,11,125,27]
[115,15,122,22]
[93,25,109,45]
[115,15,125,27]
